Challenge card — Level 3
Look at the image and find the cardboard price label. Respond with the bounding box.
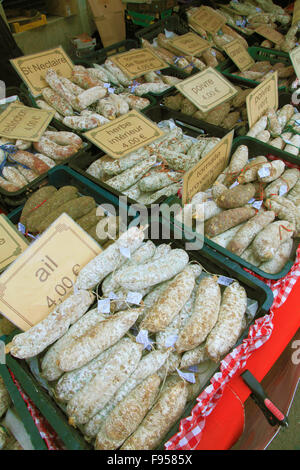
[255,25,284,45]
[176,67,238,114]
[84,110,165,159]
[246,71,278,128]
[222,39,255,72]
[190,6,226,34]
[290,45,300,80]
[292,0,300,25]
[10,46,74,98]
[0,214,102,331]
[183,131,234,204]
[169,32,210,56]
[110,48,168,79]
[0,102,55,141]
[0,215,28,273]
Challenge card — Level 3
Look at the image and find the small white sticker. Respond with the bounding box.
[252,200,263,210]
[248,198,255,204]
[176,369,196,384]
[218,276,234,286]
[258,166,271,178]
[98,298,111,314]
[279,185,288,196]
[165,334,178,349]
[18,223,26,234]
[126,291,143,305]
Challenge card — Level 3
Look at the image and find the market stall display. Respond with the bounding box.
[69,107,227,206]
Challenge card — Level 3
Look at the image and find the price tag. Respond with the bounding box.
[255,25,284,45]
[0,214,102,331]
[10,46,74,98]
[183,131,234,204]
[110,48,168,80]
[222,39,255,72]
[292,0,300,24]
[246,71,278,129]
[0,215,28,273]
[176,68,238,114]
[169,32,210,57]
[0,102,55,142]
[84,110,165,159]
[190,6,226,34]
[290,45,300,80]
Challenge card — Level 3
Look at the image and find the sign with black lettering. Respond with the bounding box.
[246,71,278,128]
[84,110,165,159]
[0,214,101,331]
[175,67,238,113]
[0,102,55,141]
[10,46,74,98]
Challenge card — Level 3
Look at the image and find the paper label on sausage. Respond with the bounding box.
[290,45,300,80]
[84,110,165,159]
[222,39,255,72]
[110,48,168,79]
[246,71,278,128]
[175,67,238,114]
[0,215,28,273]
[169,32,211,56]
[255,25,284,45]
[0,102,55,142]
[183,131,234,204]
[0,214,102,331]
[10,46,74,98]
[190,6,226,34]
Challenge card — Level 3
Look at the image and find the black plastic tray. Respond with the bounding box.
[3,219,273,450]
[165,136,300,280]
[69,105,228,208]
[0,137,91,211]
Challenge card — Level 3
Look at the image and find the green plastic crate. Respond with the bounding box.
[2,220,273,450]
[217,46,294,91]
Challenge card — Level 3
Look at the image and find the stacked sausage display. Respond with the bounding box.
[9,227,253,450]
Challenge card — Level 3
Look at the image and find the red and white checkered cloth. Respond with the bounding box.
[165,245,300,450]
